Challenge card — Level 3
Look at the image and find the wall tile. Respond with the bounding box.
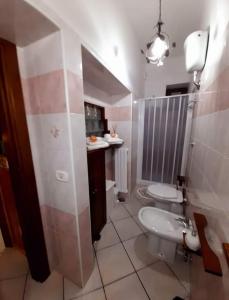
[67,71,84,114]
[23,70,66,114]
[105,106,131,121]
[17,31,63,78]
[78,207,94,285]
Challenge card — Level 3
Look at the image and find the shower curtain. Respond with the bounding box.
[140,95,189,184]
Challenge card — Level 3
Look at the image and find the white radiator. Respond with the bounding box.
[115,147,128,193]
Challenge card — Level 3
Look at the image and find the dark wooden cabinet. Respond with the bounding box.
[87,148,107,242]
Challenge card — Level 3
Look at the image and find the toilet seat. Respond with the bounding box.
[147,182,183,203]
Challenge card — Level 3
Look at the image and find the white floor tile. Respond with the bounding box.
[123,234,158,270]
[64,260,102,299]
[113,217,142,241]
[24,271,63,300]
[0,276,26,300]
[138,261,187,300]
[0,248,28,280]
[94,223,120,251]
[96,243,134,285]
[76,288,106,300]
[110,204,130,222]
[123,199,143,216]
[132,216,148,233]
[105,273,148,300]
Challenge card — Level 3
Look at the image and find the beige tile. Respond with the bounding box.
[123,235,158,270]
[76,288,106,300]
[0,248,28,280]
[138,261,187,300]
[0,275,26,300]
[105,273,148,300]
[24,271,63,300]
[64,260,102,299]
[110,204,130,222]
[94,223,120,251]
[123,199,143,216]
[113,217,142,241]
[132,216,148,233]
[96,243,134,285]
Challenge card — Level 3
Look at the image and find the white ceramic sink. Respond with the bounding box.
[138,206,191,243]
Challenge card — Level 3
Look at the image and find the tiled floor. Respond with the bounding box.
[0,197,190,300]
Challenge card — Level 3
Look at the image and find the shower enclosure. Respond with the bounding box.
[137,94,193,184]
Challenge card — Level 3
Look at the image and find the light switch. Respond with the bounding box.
[56,170,69,182]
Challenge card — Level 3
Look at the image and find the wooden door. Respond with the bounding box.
[0,154,24,251]
[0,38,50,282]
[87,149,107,241]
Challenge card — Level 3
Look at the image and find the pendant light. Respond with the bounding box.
[142,0,170,66]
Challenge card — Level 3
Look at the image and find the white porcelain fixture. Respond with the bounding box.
[138,206,192,263]
[146,182,183,214]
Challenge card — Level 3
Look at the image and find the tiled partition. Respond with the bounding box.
[188,67,229,240]
[62,28,94,285]
[17,30,93,286]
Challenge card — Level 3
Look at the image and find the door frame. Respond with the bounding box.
[0,38,50,282]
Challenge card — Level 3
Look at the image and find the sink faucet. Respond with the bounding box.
[175,216,190,229]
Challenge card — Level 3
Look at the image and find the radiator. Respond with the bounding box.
[115,147,128,193]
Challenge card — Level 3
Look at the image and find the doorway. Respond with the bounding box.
[0,38,50,282]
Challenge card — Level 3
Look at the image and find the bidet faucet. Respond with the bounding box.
[175,216,190,229]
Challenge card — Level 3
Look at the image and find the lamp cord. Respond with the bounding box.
[159,0,162,23]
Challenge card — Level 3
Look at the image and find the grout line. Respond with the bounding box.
[111,219,151,300]
[93,247,108,300]
[103,271,136,288]
[69,286,103,300]
[22,272,29,300]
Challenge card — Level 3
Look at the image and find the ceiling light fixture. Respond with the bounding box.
[141,0,170,66]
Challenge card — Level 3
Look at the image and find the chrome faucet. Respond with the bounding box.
[175,216,190,229]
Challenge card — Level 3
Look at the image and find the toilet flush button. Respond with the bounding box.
[56,170,69,182]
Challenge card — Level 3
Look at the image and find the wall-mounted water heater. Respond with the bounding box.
[184,30,209,89]
[184,30,209,73]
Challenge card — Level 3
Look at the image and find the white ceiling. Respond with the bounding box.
[117,0,206,57]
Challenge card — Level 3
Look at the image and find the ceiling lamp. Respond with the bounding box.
[142,0,170,66]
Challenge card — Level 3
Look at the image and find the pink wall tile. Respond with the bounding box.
[56,231,81,286]
[196,66,229,117]
[105,106,131,121]
[40,205,81,285]
[78,207,94,285]
[22,70,66,114]
[67,70,84,114]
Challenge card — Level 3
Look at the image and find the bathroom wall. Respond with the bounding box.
[17,30,92,286]
[144,55,191,97]
[187,0,229,241]
[26,0,145,98]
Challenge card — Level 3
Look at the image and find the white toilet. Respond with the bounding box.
[138,206,192,263]
[137,182,184,215]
